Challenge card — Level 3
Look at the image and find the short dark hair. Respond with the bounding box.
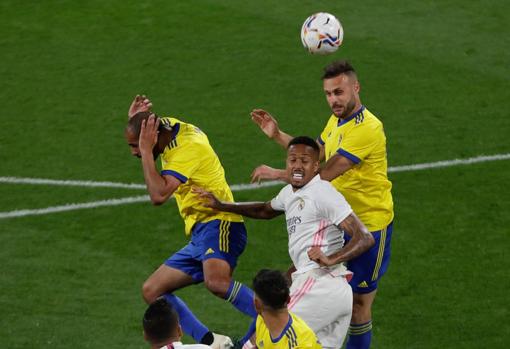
[253,269,290,310]
[143,298,179,343]
[126,111,166,136]
[321,60,357,80]
[127,111,153,136]
[288,136,320,155]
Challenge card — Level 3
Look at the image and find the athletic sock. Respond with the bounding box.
[346,321,372,349]
[163,293,209,343]
[224,280,257,318]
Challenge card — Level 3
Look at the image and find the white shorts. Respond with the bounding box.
[288,267,353,349]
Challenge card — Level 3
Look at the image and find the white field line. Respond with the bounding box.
[388,153,510,173]
[0,195,149,219]
[0,177,146,190]
[0,153,509,219]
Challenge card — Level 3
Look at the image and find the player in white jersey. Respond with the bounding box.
[143,297,213,349]
[194,136,374,349]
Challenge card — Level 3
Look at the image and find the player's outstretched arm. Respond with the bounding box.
[193,187,283,220]
[308,213,374,266]
[139,115,180,204]
[128,94,153,119]
[251,165,288,183]
[250,109,293,148]
[319,153,355,182]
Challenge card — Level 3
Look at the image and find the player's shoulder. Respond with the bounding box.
[358,107,383,129]
[308,178,349,211]
[307,176,338,195]
[290,314,322,347]
[277,184,294,200]
[160,116,206,136]
[160,116,185,128]
[344,107,384,142]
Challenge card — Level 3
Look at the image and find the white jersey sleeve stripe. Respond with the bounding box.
[313,219,327,247]
[312,220,323,247]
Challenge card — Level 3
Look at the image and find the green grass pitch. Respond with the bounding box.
[1,0,509,348]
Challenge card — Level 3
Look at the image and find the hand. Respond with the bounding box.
[192,187,222,210]
[307,247,332,266]
[250,109,280,139]
[128,95,153,119]
[138,114,160,156]
[251,165,281,183]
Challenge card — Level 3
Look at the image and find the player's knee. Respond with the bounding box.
[142,280,159,304]
[351,301,372,323]
[204,277,230,298]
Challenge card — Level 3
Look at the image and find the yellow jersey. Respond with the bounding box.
[318,106,393,231]
[159,117,243,235]
[255,313,322,349]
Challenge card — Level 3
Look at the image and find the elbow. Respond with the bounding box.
[365,232,376,249]
[260,213,272,220]
[150,194,167,206]
[261,211,279,220]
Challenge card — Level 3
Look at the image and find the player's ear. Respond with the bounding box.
[353,80,360,93]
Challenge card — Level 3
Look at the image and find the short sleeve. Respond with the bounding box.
[316,184,352,225]
[336,123,381,164]
[160,142,201,183]
[270,186,289,211]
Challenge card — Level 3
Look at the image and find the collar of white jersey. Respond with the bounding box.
[292,174,321,192]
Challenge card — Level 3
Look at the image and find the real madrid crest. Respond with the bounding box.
[298,198,305,211]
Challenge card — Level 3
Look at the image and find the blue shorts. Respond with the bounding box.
[165,220,247,282]
[344,221,393,294]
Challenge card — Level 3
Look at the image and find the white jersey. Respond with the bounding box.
[159,342,212,349]
[271,175,352,275]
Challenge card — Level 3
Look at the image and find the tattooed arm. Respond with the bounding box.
[308,213,375,266]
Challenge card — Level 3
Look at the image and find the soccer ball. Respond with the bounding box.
[301,12,343,55]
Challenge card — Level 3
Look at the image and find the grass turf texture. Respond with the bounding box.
[0,0,509,348]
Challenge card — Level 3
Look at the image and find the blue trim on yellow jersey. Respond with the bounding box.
[270,314,293,343]
[337,148,361,164]
[337,105,365,127]
[161,169,188,183]
[317,136,325,145]
[173,122,181,136]
[287,325,298,347]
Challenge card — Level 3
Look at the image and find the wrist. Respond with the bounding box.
[272,129,283,141]
[278,169,288,181]
[140,149,153,158]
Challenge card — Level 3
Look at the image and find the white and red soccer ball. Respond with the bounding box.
[301,12,343,55]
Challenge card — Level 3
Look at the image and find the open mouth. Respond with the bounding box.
[292,172,304,180]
